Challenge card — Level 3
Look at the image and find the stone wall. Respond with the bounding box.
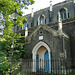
[26,27,66,60]
[52,1,75,22]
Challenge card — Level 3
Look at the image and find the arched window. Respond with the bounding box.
[60,9,67,19]
[23,21,27,30]
[40,15,45,24]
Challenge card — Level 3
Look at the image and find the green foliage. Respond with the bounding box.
[0,0,34,74]
[16,16,27,27]
[0,0,34,15]
[0,0,34,39]
[0,40,10,75]
[0,58,10,75]
[0,0,15,15]
[13,36,28,60]
[0,36,29,74]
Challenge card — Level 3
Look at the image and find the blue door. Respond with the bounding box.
[44,51,49,72]
[36,54,44,72]
[36,54,39,71]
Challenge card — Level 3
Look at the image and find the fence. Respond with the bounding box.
[12,59,75,75]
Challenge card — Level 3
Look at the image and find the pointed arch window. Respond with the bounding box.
[40,15,45,24]
[23,21,27,30]
[60,9,67,19]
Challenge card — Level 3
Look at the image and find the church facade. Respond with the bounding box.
[14,0,75,72]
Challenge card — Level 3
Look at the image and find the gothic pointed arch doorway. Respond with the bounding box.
[32,41,51,72]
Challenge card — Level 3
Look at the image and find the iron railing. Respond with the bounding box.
[12,59,75,75]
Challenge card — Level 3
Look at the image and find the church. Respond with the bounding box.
[14,0,75,73]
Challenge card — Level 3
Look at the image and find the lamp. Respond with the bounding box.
[11,9,19,21]
[9,8,19,75]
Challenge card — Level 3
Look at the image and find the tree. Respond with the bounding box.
[0,0,34,38]
[0,0,34,74]
[0,36,28,75]
[0,0,34,47]
[0,40,10,75]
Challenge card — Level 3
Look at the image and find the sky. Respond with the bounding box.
[22,0,65,15]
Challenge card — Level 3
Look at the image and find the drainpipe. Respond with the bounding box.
[58,12,65,58]
[62,35,65,57]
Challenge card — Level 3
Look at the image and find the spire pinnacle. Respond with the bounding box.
[31,7,34,17]
[50,0,52,11]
